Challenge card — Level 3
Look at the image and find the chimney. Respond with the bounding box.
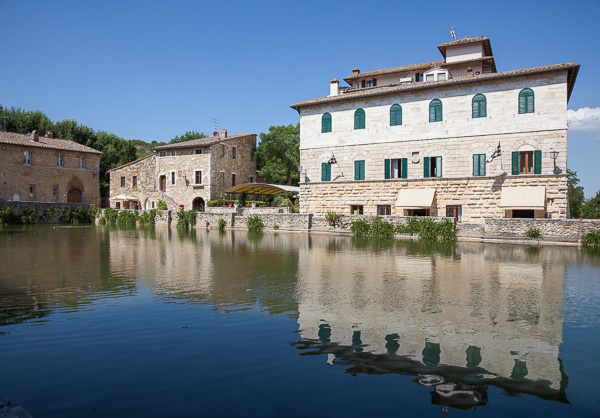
[221,129,227,138]
[466,67,474,78]
[352,68,360,76]
[213,131,219,137]
[44,130,53,138]
[329,78,339,96]
[31,130,39,142]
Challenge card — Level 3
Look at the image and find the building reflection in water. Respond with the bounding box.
[294,236,570,410]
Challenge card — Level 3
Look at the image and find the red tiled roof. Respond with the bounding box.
[153,133,256,150]
[0,131,102,154]
[291,63,580,110]
[107,153,154,172]
[437,37,493,60]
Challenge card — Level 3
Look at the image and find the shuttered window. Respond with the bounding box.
[390,104,402,126]
[354,108,365,130]
[472,94,487,118]
[473,154,486,176]
[321,163,331,181]
[424,156,442,178]
[385,158,408,179]
[321,113,332,133]
[512,150,542,174]
[518,88,534,114]
[354,160,365,180]
[429,99,442,122]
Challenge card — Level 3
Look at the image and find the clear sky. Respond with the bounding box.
[2,0,600,196]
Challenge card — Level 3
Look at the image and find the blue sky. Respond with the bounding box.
[2,0,600,196]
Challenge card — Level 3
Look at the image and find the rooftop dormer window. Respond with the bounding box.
[423,69,449,82]
[360,79,377,88]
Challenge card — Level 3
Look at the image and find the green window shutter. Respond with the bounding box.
[401,158,408,179]
[473,154,486,176]
[415,72,420,82]
[436,156,442,178]
[472,94,486,118]
[534,150,542,174]
[429,99,442,122]
[519,88,534,114]
[361,80,366,88]
[390,104,402,126]
[354,161,359,180]
[321,113,331,133]
[321,163,327,181]
[423,157,430,178]
[527,95,534,113]
[384,159,390,179]
[480,154,486,176]
[473,155,479,176]
[373,79,377,87]
[512,151,520,175]
[360,160,365,180]
[354,108,365,130]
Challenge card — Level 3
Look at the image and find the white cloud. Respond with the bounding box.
[567,107,600,139]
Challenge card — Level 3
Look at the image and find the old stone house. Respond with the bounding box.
[108,130,257,210]
[291,37,579,222]
[0,130,101,204]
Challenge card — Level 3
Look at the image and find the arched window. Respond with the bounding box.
[390,104,402,126]
[429,99,442,122]
[518,88,534,114]
[354,108,365,130]
[472,94,487,118]
[321,113,332,133]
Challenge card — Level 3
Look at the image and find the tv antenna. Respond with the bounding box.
[450,25,456,40]
[0,112,9,131]
[210,118,221,131]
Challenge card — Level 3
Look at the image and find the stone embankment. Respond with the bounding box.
[0,201,91,223]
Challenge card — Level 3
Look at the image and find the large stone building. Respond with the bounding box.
[108,130,256,210]
[0,130,101,204]
[291,37,579,222]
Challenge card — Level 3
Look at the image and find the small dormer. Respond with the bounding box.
[423,68,449,82]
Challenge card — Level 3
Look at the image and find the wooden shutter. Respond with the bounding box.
[527,95,534,113]
[512,151,519,175]
[384,159,390,179]
[430,99,442,122]
[354,109,365,130]
[373,79,377,87]
[534,150,542,174]
[429,103,436,122]
[361,80,366,88]
[360,160,365,180]
[354,161,359,180]
[480,154,486,176]
[390,104,402,126]
[423,157,430,178]
[401,158,408,179]
[436,156,442,177]
[473,94,486,118]
[473,155,479,176]
[519,89,534,114]
[322,163,331,181]
[321,113,331,133]
[415,72,420,82]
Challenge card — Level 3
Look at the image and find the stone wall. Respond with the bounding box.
[235,213,312,231]
[1,201,91,223]
[310,214,450,231]
[484,218,600,240]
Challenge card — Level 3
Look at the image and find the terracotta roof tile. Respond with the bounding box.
[0,131,102,154]
[153,133,256,150]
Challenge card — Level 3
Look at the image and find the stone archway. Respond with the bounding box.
[192,197,205,211]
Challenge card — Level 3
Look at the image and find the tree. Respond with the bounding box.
[568,169,585,218]
[169,130,207,144]
[0,105,53,134]
[256,124,300,186]
[580,190,600,219]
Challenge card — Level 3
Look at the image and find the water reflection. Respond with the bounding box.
[294,237,573,408]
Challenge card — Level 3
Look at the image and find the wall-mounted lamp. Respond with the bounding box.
[549,150,559,170]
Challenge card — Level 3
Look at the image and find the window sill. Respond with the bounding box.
[193,185,204,189]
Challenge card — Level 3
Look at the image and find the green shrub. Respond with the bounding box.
[436,219,458,242]
[177,209,197,229]
[350,219,370,237]
[369,218,395,238]
[273,224,279,230]
[39,207,60,222]
[247,215,264,232]
[395,217,456,242]
[116,210,138,227]
[138,210,158,227]
[525,228,543,241]
[67,206,92,224]
[88,205,100,219]
[0,207,18,225]
[218,218,226,231]
[325,210,339,226]
[101,208,119,225]
[20,208,38,225]
[582,230,600,247]
[236,193,247,207]
[156,200,167,210]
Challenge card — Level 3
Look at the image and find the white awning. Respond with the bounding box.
[109,194,139,201]
[395,188,436,209]
[499,186,545,210]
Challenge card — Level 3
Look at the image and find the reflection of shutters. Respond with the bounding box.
[401,158,408,179]
[423,157,430,178]
[436,156,442,178]
[534,150,542,174]
[512,151,519,175]
[384,159,390,179]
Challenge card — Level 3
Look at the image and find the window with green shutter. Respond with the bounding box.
[518,88,534,114]
[386,158,408,179]
[354,160,365,180]
[512,150,541,175]
[321,163,331,181]
[321,113,332,133]
[424,156,442,178]
[354,108,365,130]
[534,150,542,174]
[424,157,430,178]
[472,94,487,118]
[473,154,486,176]
[429,99,442,122]
[390,104,402,126]
[401,158,408,179]
[384,159,391,179]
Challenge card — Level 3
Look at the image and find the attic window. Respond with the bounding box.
[423,69,449,82]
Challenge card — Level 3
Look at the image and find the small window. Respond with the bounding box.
[79,157,86,169]
[132,176,138,188]
[116,202,121,209]
[351,205,364,215]
[446,205,462,222]
[195,149,203,155]
[29,185,35,200]
[424,156,442,178]
[249,176,254,183]
[24,151,32,165]
[321,163,331,182]
[159,151,167,157]
[511,150,542,175]
[354,160,365,180]
[354,108,365,130]
[473,154,486,176]
[322,113,332,133]
[232,146,237,159]
[120,177,125,187]
[194,170,202,185]
[378,205,391,216]
[384,158,407,179]
[53,186,58,201]
[57,154,64,167]
[231,173,236,186]
[425,74,435,81]
[171,171,176,185]
[429,99,442,122]
[518,88,534,114]
[437,73,447,81]
[171,151,176,157]
[472,94,487,118]
[151,201,155,209]
[390,104,402,126]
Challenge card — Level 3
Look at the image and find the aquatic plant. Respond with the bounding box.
[525,227,543,243]
[138,210,158,227]
[116,210,138,227]
[325,210,339,227]
[19,208,38,225]
[246,215,264,232]
[582,230,600,247]
[156,200,167,210]
[218,218,226,231]
[176,209,197,229]
[395,217,456,242]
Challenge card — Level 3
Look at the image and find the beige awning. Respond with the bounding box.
[224,183,300,196]
[499,186,545,210]
[395,188,436,209]
[109,194,139,201]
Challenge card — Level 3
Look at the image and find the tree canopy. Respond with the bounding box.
[169,130,207,144]
[256,124,300,186]
[580,191,600,219]
[568,169,585,218]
